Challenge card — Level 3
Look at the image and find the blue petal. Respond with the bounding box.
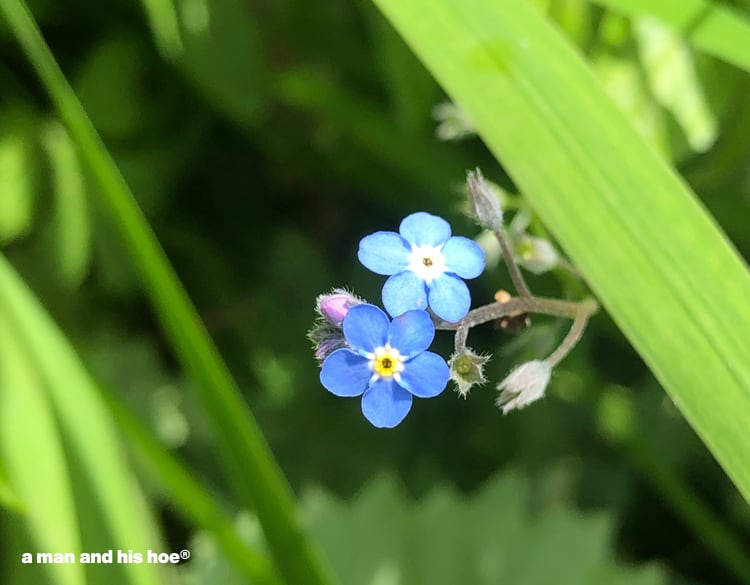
[399,212,451,246]
[442,236,485,279]
[382,271,428,317]
[428,274,471,322]
[387,309,434,358]
[358,232,411,275]
[343,304,389,353]
[320,349,371,397]
[398,351,449,398]
[361,379,413,428]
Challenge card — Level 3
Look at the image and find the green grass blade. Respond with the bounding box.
[0,255,173,585]
[0,2,336,583]
[0,314,85,585]
[589,0,750,72]
[369,0,750,503]
[101,390,283,585]
[42,121,92,287]
[138,0,183,61]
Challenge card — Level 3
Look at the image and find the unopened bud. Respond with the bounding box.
[309,288,366,364]
[316,288,363,327]
[496,360,552,414]
[313,335,348,364]
[449,348,490,398]
[466,168,503,231]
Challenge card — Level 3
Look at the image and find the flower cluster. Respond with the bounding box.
[310,170,597,428]
[311,211,485,427]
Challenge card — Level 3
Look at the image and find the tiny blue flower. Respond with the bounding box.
[320,304,449,428]
[358,212,485,322]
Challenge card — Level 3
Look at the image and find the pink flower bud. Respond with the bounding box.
[317,289,361,327]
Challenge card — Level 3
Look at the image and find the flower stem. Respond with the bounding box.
[494,227,532,298]
[435,296,597,331]
[454,325,470,353]
[544,306,590,367]
[438,295,597,370]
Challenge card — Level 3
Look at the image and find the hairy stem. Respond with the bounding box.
[440,296,597,371]
[495,228,532,298]
[435,296,597,331]
[544,306,590,367]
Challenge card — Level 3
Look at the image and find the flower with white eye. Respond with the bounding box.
[357,212,485,323]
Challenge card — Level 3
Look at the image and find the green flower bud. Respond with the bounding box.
[449,348,490,398]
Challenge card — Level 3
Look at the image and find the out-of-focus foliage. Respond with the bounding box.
[1,0,750,584]
[303,472,667,585]
[0,256,173,585]
[185,472,668,585]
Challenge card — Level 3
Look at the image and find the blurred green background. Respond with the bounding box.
[1,0,750,584]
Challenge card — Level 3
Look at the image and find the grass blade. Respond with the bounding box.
[0,315,85,585]
[589,0,750,72]
[101,390,283,585]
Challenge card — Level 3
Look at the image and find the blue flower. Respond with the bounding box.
[358,212,485,322]
[320,304,449,428]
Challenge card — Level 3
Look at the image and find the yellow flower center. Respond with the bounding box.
[370,345,404,379]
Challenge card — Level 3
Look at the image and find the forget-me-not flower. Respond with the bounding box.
[358,212,485,323]
[320,303,449,428]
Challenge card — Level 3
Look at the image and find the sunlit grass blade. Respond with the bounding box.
[0,2,336,583]
[0,316,85,585]
[0,254,174,585]
[42,120,91,287]
[370,0,750,503]
[588,0,750,72]
[634,18,717,152]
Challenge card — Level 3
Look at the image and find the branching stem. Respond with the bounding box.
[439,295,598,365]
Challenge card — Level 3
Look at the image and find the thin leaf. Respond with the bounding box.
[591,14,671,156]
[0,315,85,585]
[589,0,750,73]
[0,106,35,243]
[634,17,717,152]
[369,0,750,505]
[42,120,91,287]
[139,0,183,61]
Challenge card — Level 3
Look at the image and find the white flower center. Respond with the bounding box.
[407,244,447,283]
[367,344,405,382]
